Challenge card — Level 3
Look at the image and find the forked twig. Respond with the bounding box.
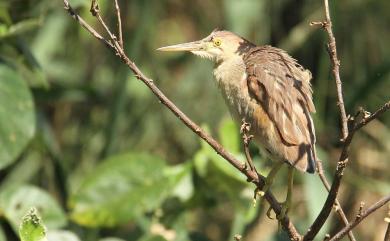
[240,119,256,173]
[329,195,390,241]
[304,0,390,240]
[316,160,356,241]
[303,0,351,237]
[114,0,123,48]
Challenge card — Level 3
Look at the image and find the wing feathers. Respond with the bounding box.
[244,46,317,172]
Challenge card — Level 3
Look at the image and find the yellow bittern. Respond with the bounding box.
[158,30,317,218]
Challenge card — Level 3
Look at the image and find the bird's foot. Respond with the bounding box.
[274,200,290,232]
[266,206,276,220]
[277,200,290,221]
[252,187,266,207]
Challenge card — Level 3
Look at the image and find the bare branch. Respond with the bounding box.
[240,119,256,173]
[353,101,390,131]
[63,1,113,49]
[90,0,118,44]
[323,0,348,141]
[310,102,390,240]
[304,2,390,240]
[63,0,302,240]
[114,0,124,48]
[328,195,390,241]
[316,161,357,241]
[303,0,351,238]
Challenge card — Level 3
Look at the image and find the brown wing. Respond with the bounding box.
[244,46,317,172]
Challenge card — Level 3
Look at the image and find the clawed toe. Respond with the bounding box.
[277,201,290,220]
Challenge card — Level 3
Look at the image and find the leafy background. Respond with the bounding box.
[0,0,389,241]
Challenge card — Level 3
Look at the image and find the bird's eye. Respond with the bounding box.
[213,39,222,47]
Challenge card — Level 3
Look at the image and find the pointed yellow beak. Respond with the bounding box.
[157,40,204,52]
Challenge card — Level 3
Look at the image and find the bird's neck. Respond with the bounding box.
[213,55,252,123]
[213,56,246,86]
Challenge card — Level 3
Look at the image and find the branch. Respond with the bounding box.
[114,0,123,48]
[240,119,256,173]
[304,0,390,239]
[353,101,390,131]
[309,101,390,241]
[316,161,356,241]
[303,0,351,238]
[63,0,302,240]
[328,194,390,241]
[63,0,113,49]
[307,1,390,240]
[323,0,348,140]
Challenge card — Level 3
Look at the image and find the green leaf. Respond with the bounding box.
[195,124,245,183]
[0,185,67,232]
[0,66,36,170]
[218,118,240,154]
[165,162,194,202]
[69,152,171,227]
[208,150,246,183]
[19,208,47,241]
[47,230,81,241]
[193,150,209,177]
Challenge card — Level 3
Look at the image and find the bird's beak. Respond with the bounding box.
[157,40,204,52]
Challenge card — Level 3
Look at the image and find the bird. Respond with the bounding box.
[157,30,317,219]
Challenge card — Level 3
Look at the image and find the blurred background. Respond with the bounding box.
[0,0,389,240]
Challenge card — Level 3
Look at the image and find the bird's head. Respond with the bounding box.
[157,30,254,62]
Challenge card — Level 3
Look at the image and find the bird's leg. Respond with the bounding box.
[254,161,283,206]
[277,166,294,221]
[240,119,256,172]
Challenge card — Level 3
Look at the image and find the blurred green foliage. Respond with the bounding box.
[19,208,47,241]
[0,0,389,241]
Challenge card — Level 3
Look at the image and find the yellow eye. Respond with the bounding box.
[213,39,222,47]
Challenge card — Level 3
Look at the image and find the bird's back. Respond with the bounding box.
[243,46,317,173]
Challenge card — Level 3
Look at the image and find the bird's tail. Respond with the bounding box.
[305,144,317,174]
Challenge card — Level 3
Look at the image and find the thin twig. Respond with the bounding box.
[310,4,357,240]
[63,1,113,49]
[353,101,390,131]
[240,119,256,173]
[90,1,118,43]
[114,0,123,48]
[303,0,350,238]
[63,0,302,240]
[316,161,357,241]
[305,3,389,241]
[328,194,390,241]
[323,0,348,140]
